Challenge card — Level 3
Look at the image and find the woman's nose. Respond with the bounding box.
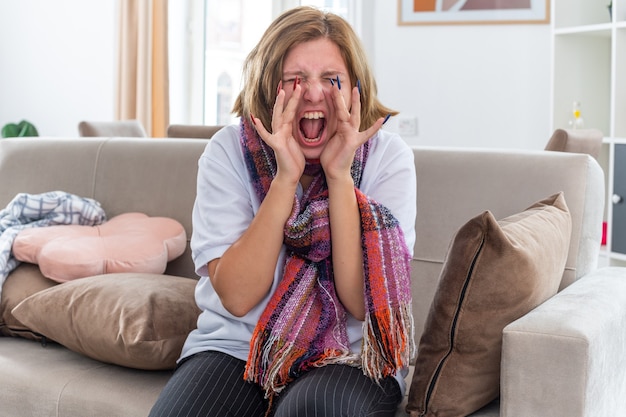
[302,79,329,102]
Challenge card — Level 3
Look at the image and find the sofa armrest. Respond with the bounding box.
[501,267,626,417]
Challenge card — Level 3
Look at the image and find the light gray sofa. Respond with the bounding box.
[0,136,624,417]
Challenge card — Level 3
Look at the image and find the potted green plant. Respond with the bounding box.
[1,120,39,138]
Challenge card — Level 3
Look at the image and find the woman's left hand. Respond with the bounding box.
[320,85,386,181]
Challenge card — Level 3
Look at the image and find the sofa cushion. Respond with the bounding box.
[406,192,572,417]
[0,264,58,340]
[11,273,201,370]
[12,212,187,283]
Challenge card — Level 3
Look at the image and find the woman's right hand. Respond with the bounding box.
[251,81,305,186]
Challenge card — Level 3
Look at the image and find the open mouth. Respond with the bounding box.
[299,112,326,144]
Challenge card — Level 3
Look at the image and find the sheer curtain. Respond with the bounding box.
[116,0,169,137]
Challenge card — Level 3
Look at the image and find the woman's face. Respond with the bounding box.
[281,38,352,160]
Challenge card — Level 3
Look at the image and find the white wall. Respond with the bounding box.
[370,2,552,150]
[0,1,551,150]
[0,1,116,136]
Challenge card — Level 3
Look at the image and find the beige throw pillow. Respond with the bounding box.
[0,263,58,340]
[12,273,200,370]
[407,193,571,417]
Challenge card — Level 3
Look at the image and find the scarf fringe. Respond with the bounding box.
[362,302,415,381]
[245,328,357,398]
[245,302,415,398]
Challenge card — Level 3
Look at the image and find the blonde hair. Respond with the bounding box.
[233,6,397,131]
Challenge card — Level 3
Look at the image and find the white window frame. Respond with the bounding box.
[168,0,364,127]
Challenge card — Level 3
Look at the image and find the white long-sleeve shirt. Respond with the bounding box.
[180,123,416,393]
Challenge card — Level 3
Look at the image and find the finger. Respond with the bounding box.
[359,116,386,143]
[271,89,286,132]
[281,82,302,123]
[349,86,362,129]
[250,114,272,142]
[331,85,351,123]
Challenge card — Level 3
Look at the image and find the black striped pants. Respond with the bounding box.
[148,350,402,417]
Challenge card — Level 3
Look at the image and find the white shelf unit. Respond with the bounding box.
[551,0,626,266]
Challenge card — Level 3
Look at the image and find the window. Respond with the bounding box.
[203,0,273,126]
[168,0,353,127]
[303,0,350,20]
[216,72,233,125]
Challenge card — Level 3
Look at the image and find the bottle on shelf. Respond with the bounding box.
[569,101,585,129]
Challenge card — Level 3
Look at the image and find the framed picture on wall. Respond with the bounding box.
[398,0,550,25]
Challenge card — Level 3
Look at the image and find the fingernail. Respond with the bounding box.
[294,76,300,88]
[276,80,282,96]
[250,113,255,123]
[357,79,361,95]
[383,114,391,125]
[336,76,341,90]
[330,78,335,87]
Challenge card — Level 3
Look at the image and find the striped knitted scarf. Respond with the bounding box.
[240,119,414,400]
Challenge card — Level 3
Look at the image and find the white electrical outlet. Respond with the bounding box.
[397,117,418,136]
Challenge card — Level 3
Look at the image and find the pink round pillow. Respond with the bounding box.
[12,213,187,282]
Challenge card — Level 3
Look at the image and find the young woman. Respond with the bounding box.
[150,6,416,417]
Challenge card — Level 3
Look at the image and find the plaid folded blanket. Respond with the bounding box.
[0,191,106,296]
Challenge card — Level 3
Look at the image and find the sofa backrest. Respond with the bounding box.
[410,147,605,342]
[0,137,209,279]
[0,138,606,346]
